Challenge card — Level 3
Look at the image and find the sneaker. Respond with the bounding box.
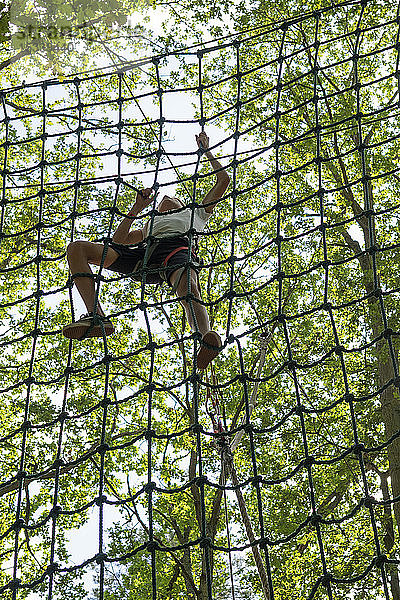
[197,331,222,370]
[62,313,115,339]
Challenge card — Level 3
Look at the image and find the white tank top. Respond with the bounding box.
[142,206,210,239]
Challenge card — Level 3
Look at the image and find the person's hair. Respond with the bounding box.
[174,196,185,208]
[158,195,185,210]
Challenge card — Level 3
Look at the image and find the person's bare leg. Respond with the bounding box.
[67,241,119,316]
[172,269,210,336]
[171,268,221,369]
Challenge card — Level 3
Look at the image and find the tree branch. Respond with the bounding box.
[0,48,30,72]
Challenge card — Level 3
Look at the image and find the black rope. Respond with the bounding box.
[2,2,400,598]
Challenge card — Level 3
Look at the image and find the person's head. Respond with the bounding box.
[157,195,184,213]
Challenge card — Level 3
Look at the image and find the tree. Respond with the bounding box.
[0,0,156,84]
[1,1,400,599]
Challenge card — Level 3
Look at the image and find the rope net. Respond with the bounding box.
[1,0,400,598]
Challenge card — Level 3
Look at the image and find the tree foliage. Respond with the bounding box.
[1,1,400,599]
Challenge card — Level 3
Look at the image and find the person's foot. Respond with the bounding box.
[62,313,114,339]
[197,331,222,370]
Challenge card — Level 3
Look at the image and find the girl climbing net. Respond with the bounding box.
[62,131,230,369]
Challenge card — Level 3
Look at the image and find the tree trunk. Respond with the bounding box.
[379,471,400,599]
[341,209,400,591]
[341,187,400,539]
[378,355,400,541]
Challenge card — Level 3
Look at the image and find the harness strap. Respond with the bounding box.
[129,239,161,281]
[131,241,199,286]
[162,246,200,293]
[162,246,191,267]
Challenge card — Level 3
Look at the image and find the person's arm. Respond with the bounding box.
[196,132,230,214]
[112,188,154,244]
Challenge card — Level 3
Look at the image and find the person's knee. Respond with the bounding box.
[187,281,202,304]
[67,240,86,260]
[177,272,200,297]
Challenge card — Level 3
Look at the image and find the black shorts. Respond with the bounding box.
[106,237,198,286]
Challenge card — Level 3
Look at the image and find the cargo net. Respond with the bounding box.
[2,0,400,598]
